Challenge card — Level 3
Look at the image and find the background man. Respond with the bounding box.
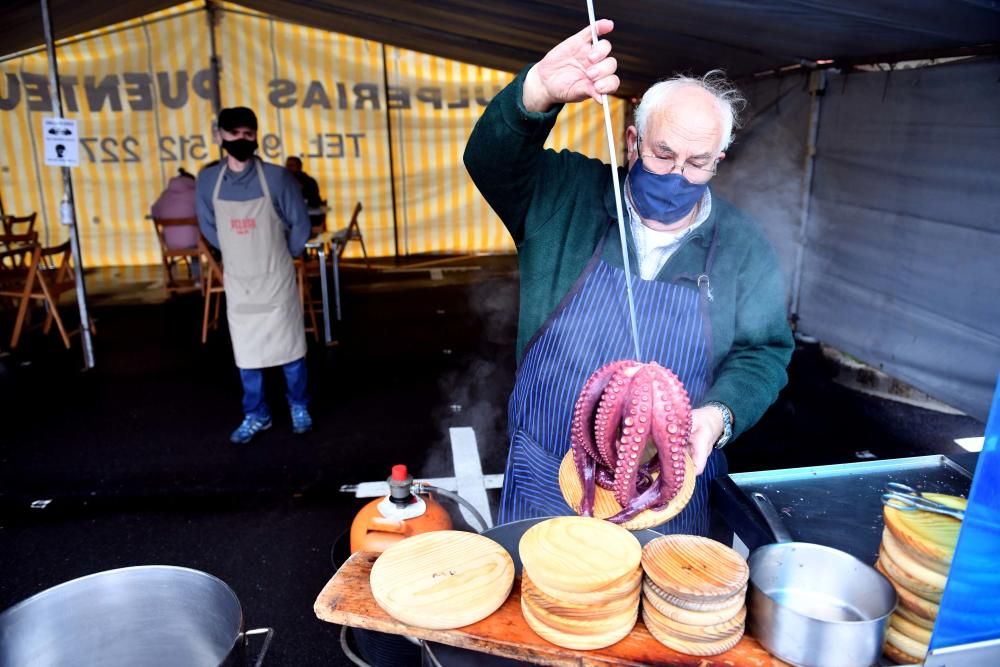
[196,107,314,444]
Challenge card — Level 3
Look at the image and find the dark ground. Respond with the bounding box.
[0,255,985,666]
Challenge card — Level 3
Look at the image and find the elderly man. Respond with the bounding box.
[196,107,314,444]
[464,20,793,534]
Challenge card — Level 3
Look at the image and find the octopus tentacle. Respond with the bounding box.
[570,360,629,469]
[649,364,691,501]
[613,365,655,506]
[594,363,640,467]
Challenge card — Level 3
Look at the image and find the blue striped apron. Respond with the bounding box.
[498,223,725,536]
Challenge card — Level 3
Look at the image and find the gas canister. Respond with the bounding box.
[349,464,453,554]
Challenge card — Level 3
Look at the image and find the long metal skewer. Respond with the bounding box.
[586,0,642,362]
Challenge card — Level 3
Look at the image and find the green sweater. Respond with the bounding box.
[464,68,794,441]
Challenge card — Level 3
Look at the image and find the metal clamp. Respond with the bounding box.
[881,482,965,520]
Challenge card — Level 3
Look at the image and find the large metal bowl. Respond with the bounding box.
[0,565,271,667]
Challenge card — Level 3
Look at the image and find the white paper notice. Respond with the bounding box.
[43,117,79,167]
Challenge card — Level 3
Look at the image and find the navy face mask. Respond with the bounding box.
[626,162,709,225]
[221,138,258,162]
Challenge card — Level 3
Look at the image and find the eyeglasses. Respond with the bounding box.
[636,135,719,184]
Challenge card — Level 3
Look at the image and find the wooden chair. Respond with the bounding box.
[295,257,320,343]
[1,213,37,236]
[332,202,371,269]
[0,234,95,349]
[152,217,202,295]
[1,214,37,268]
[199,237,225,344]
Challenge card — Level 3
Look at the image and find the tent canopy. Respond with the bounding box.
[6,0,999,96]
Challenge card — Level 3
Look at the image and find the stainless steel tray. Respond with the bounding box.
[726,455,973,563]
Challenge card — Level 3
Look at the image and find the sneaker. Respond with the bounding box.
[291,405,313,434]
[230,414,272,444]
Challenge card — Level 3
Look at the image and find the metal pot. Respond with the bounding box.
[0,565,272,667]
[747,492,897,667]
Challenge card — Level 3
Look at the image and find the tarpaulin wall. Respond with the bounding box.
[714,61,1000,421]
[0,1,624,265]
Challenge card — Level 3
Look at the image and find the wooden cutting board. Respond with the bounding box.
[883,493,965,566]
[369,530,514,630]
[642,535,749,602]
[558,450,696,531]
[519,516,642,594]
[315,550,792,667]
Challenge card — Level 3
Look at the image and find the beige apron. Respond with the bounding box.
[212,160,306,369]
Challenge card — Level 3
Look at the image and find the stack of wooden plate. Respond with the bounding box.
[877,493,966,664]
[640,535,749,656]
[518,516,642,650]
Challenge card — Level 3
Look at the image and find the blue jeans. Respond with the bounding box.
[240,357,309,419]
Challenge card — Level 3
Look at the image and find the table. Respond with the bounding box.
[314,551,788,667]
[712,454,974,563]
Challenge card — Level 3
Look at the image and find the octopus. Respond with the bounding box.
[570,360,692,524]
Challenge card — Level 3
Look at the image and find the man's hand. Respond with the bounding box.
[523,19,620,112]
[687,406,724,475]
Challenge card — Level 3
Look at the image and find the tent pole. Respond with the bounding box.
[381,43,401,264]
[41,0,95,370]
[205,0,222,116]
[789,70,825,325]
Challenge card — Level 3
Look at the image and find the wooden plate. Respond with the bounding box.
[521,592,639,636]
[370,530,514,630]
[644,578,748,612]
[642,607,744,657]
[641,535,749,602]
[885,626,928,662]
[641,581,744,626]
[883,640,923,666]
[521,570,640,620]
[525,566,642,607]
[558,450,696,531]
[521,595,637,650]
[642,593,747,642]
[519,516,641,595]
[878,545,943,602]
[881,527,950,586]
[875,560,939,621]
[883,494,964,566]
[894,604,935,631]
[891,611,933,645]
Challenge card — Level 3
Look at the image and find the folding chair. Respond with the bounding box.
[0,235,95,349]
[1,213,37,236]
[199,237,225,344]
[332,202,371,269]
[0,214,37,268]
[152,216,202,295]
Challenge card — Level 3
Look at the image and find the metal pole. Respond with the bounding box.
[381,43,401,263]
[205,0,222,116]
[41,0,94,369]
[789,70,826,323]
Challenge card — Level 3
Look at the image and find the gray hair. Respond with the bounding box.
[634,70,746,153]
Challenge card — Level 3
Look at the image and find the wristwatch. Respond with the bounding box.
[704,401,733,449]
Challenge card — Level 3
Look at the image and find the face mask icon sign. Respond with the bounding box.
[55,144,66,158]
